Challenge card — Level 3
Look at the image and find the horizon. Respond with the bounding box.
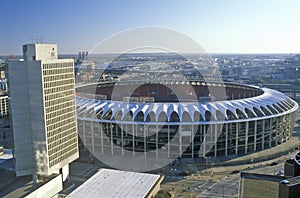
[1,50,299,58]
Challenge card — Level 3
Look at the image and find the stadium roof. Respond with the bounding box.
[76,88,298,123]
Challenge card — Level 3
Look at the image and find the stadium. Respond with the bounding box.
[76,79,298,160]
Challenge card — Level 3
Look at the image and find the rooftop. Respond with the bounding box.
[68,168,163,198]
[282,175,300,187]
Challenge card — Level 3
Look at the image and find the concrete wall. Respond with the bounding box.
[23,44,58,61]
[146,176,164,198]
[8,60,48,176]
[26,174,63,198]
[27,61,48,175]
[9,60,35,176]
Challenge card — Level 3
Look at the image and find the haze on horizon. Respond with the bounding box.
[1,0,300,55]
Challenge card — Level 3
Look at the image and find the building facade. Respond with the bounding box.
[0,92,8,118]
[8,44,78,179]
[76,81,298,159]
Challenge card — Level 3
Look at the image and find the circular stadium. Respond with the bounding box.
[75,79,298,160]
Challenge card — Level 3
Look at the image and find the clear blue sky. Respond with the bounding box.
[1,0,300,55]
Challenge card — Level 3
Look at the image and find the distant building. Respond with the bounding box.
[0,79,7,91]
[68,168,164,198]
[0,92,8,118]
[8,43,78,182]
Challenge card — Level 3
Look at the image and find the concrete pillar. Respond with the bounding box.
[288,114,292,138]
[203,125,206,158]
[61,164,70,182]
[214,124,217,157]
[167,125,170,158]
[121,124,124,156]
[156,125,158,158]
[262,120,265,150]
[33,173,38,186]
[254,120,257,151]
[132,124,135,157]
[191,125,194,159]
[179,125,182,157]
[225,123,228,156]
[245,121,249,154]
[83,121,86,151]
[269,118,272,148]
[275,117,279,146]
[110,123,113,155]
[91,121,95,153]
[144,125,146,158]
[100,122,104,154]
[235,122,239,155]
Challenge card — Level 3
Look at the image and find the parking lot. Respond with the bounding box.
[161,176,239,197]
[197,177,239,198]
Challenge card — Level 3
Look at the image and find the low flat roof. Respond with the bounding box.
[241,172,285,182]
[68,168,162,198]
[284,176,300,186]
[0,149,13,162]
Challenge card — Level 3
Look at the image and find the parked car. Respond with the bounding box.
[276,170,284,176]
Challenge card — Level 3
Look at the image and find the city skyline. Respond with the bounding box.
[1,0,300,55]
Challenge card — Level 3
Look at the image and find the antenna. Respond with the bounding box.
[29,36,43,44]
[29,35,35,44]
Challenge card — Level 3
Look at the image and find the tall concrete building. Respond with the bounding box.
[8,43,78,181]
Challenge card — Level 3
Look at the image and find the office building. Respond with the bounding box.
[8,43,78,181]
[0,92,8,118]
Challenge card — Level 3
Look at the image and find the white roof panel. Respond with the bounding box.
[69,169,161,198]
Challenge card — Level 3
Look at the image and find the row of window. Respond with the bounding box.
[46,106,75,121]
[47,124,77,143]
[44,89,74,99]
[43,68,74,76]
[46,117,76,135]
[49,145,78,162]
[46,121,76,136]
[44,84,74,96]
[45,90,75,104]
[45,100,75,114]
[0,98,8,115]
[49,141,77,158]
[43,73,74,83]
[49,146,78,167]
[46,111,75,126]
[45,96,73,107]
[43,79,74,89]
[43,62,73,70]
[48,129,77,152]
[45,90,75,105]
